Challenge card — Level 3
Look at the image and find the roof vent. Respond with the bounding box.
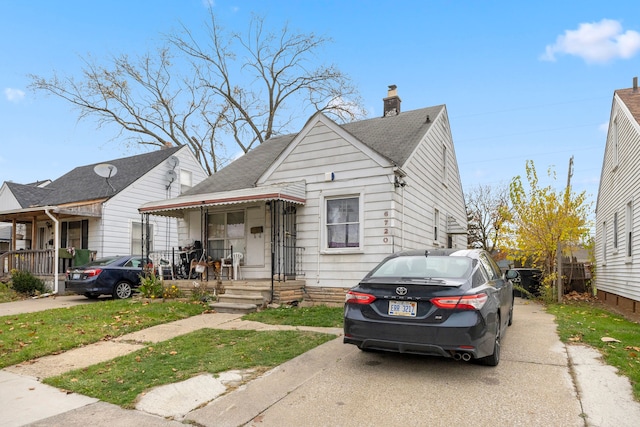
[383,85,401,117]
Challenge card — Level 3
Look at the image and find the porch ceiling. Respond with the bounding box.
[0,204,103,224]
[139,181,306,218]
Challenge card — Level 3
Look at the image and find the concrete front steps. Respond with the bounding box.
[209,280,305,314]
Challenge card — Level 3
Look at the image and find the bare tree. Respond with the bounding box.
[29,12,365,175]
[465,183,511,253]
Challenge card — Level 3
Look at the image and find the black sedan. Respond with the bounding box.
[343,249,516,366]
[65,255,147,299]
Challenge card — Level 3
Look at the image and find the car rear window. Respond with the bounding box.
[87,257,122,266]
[371,256,472,279]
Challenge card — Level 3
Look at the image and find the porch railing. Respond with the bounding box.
[0,249,97,278]
[1,250,56,277]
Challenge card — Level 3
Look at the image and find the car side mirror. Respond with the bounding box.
[505,269,518,280]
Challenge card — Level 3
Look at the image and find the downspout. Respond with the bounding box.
[44,208,59,294]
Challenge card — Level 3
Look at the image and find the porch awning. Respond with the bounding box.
[139,181,306,218]
[0,203,103,223]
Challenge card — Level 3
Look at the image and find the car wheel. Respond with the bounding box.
[84,293,100,299]
[479,320,501,366]
[113,281,133,299]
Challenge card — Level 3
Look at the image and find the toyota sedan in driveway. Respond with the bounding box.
[65,255,147,299]
[344,249,516,366]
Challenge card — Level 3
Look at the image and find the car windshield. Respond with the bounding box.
[370,255,472,279]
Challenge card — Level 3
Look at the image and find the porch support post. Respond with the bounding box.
[31,216,37,249]
[11,219,16,251]
[44,209,59,294]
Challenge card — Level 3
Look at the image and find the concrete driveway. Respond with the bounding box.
[186,299,586,426]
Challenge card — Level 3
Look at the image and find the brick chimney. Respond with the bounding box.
[383,85,401,117]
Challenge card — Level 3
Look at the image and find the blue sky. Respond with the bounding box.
[2,0,640,221]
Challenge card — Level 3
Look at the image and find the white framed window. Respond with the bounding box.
[180,169,193,194]
[131,221,153,255]
[613,212,619,250]
[442,144,448,184]
[602,221,607,265]
[207,210,246,259]
[321,192,363,252]
[434,209,440,241]
[626,201,633,259]
[612,115,619,170]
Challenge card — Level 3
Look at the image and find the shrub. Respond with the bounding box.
[138,272,164,299]
[10,270,47,296]
[162,284,183,299]
[138,273,184,299]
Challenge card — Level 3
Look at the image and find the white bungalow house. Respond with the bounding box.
[139,87,468,302]
[0,145,207,292]
[595,78,640,316]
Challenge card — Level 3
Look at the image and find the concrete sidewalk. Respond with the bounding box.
[1,297,639,426]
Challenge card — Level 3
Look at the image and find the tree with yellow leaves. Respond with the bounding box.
[508,160,592,299]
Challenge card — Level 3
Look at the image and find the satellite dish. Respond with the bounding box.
[94,163,118,178]
[168,156,180,169]
[94,163,118,193]
[166,170,177,189]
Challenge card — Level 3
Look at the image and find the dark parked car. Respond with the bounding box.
[65,255,147,299]
[510,268,542,298]
[343,249,516,366]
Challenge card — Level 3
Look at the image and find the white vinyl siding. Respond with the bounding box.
[595,93,640,303]
[99,147,207,258]
[626,201,633,260]
[259,109,466,288]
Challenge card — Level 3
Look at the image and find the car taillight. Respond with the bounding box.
[431,293,488,310]
[83,268,103,278]
[345,291,376,305]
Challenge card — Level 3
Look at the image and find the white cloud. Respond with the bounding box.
[4,88,25,102]
[541,19,640,64]
[598,121,609,133]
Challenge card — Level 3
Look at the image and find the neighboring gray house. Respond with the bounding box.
[0,146,207,291]
[140,87,468,298]
[595,78,640,316]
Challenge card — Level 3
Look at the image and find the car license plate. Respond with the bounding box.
[388,301,417,317]
[72,273,81,280]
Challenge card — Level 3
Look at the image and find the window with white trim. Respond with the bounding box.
[326,197,360,249]
[612,116,619,170]
[180,169,192,194]
[602,221,607,265]
[626,201,633,258]
[613,212,619,250]
[131,221,153,255]
[207,210,246,259]
[434,209,440,241]
[442,144,448,183]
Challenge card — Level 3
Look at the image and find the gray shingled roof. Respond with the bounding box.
[185,105,443,196]
[5,182,51,208]
[6,147,182,207]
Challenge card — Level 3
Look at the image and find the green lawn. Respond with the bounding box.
[44,328,335,407]
[0,299,207,368]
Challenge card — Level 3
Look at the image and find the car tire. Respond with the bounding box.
[84,293,100,299]
[113,281,133,299]
[478,320,501,366]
